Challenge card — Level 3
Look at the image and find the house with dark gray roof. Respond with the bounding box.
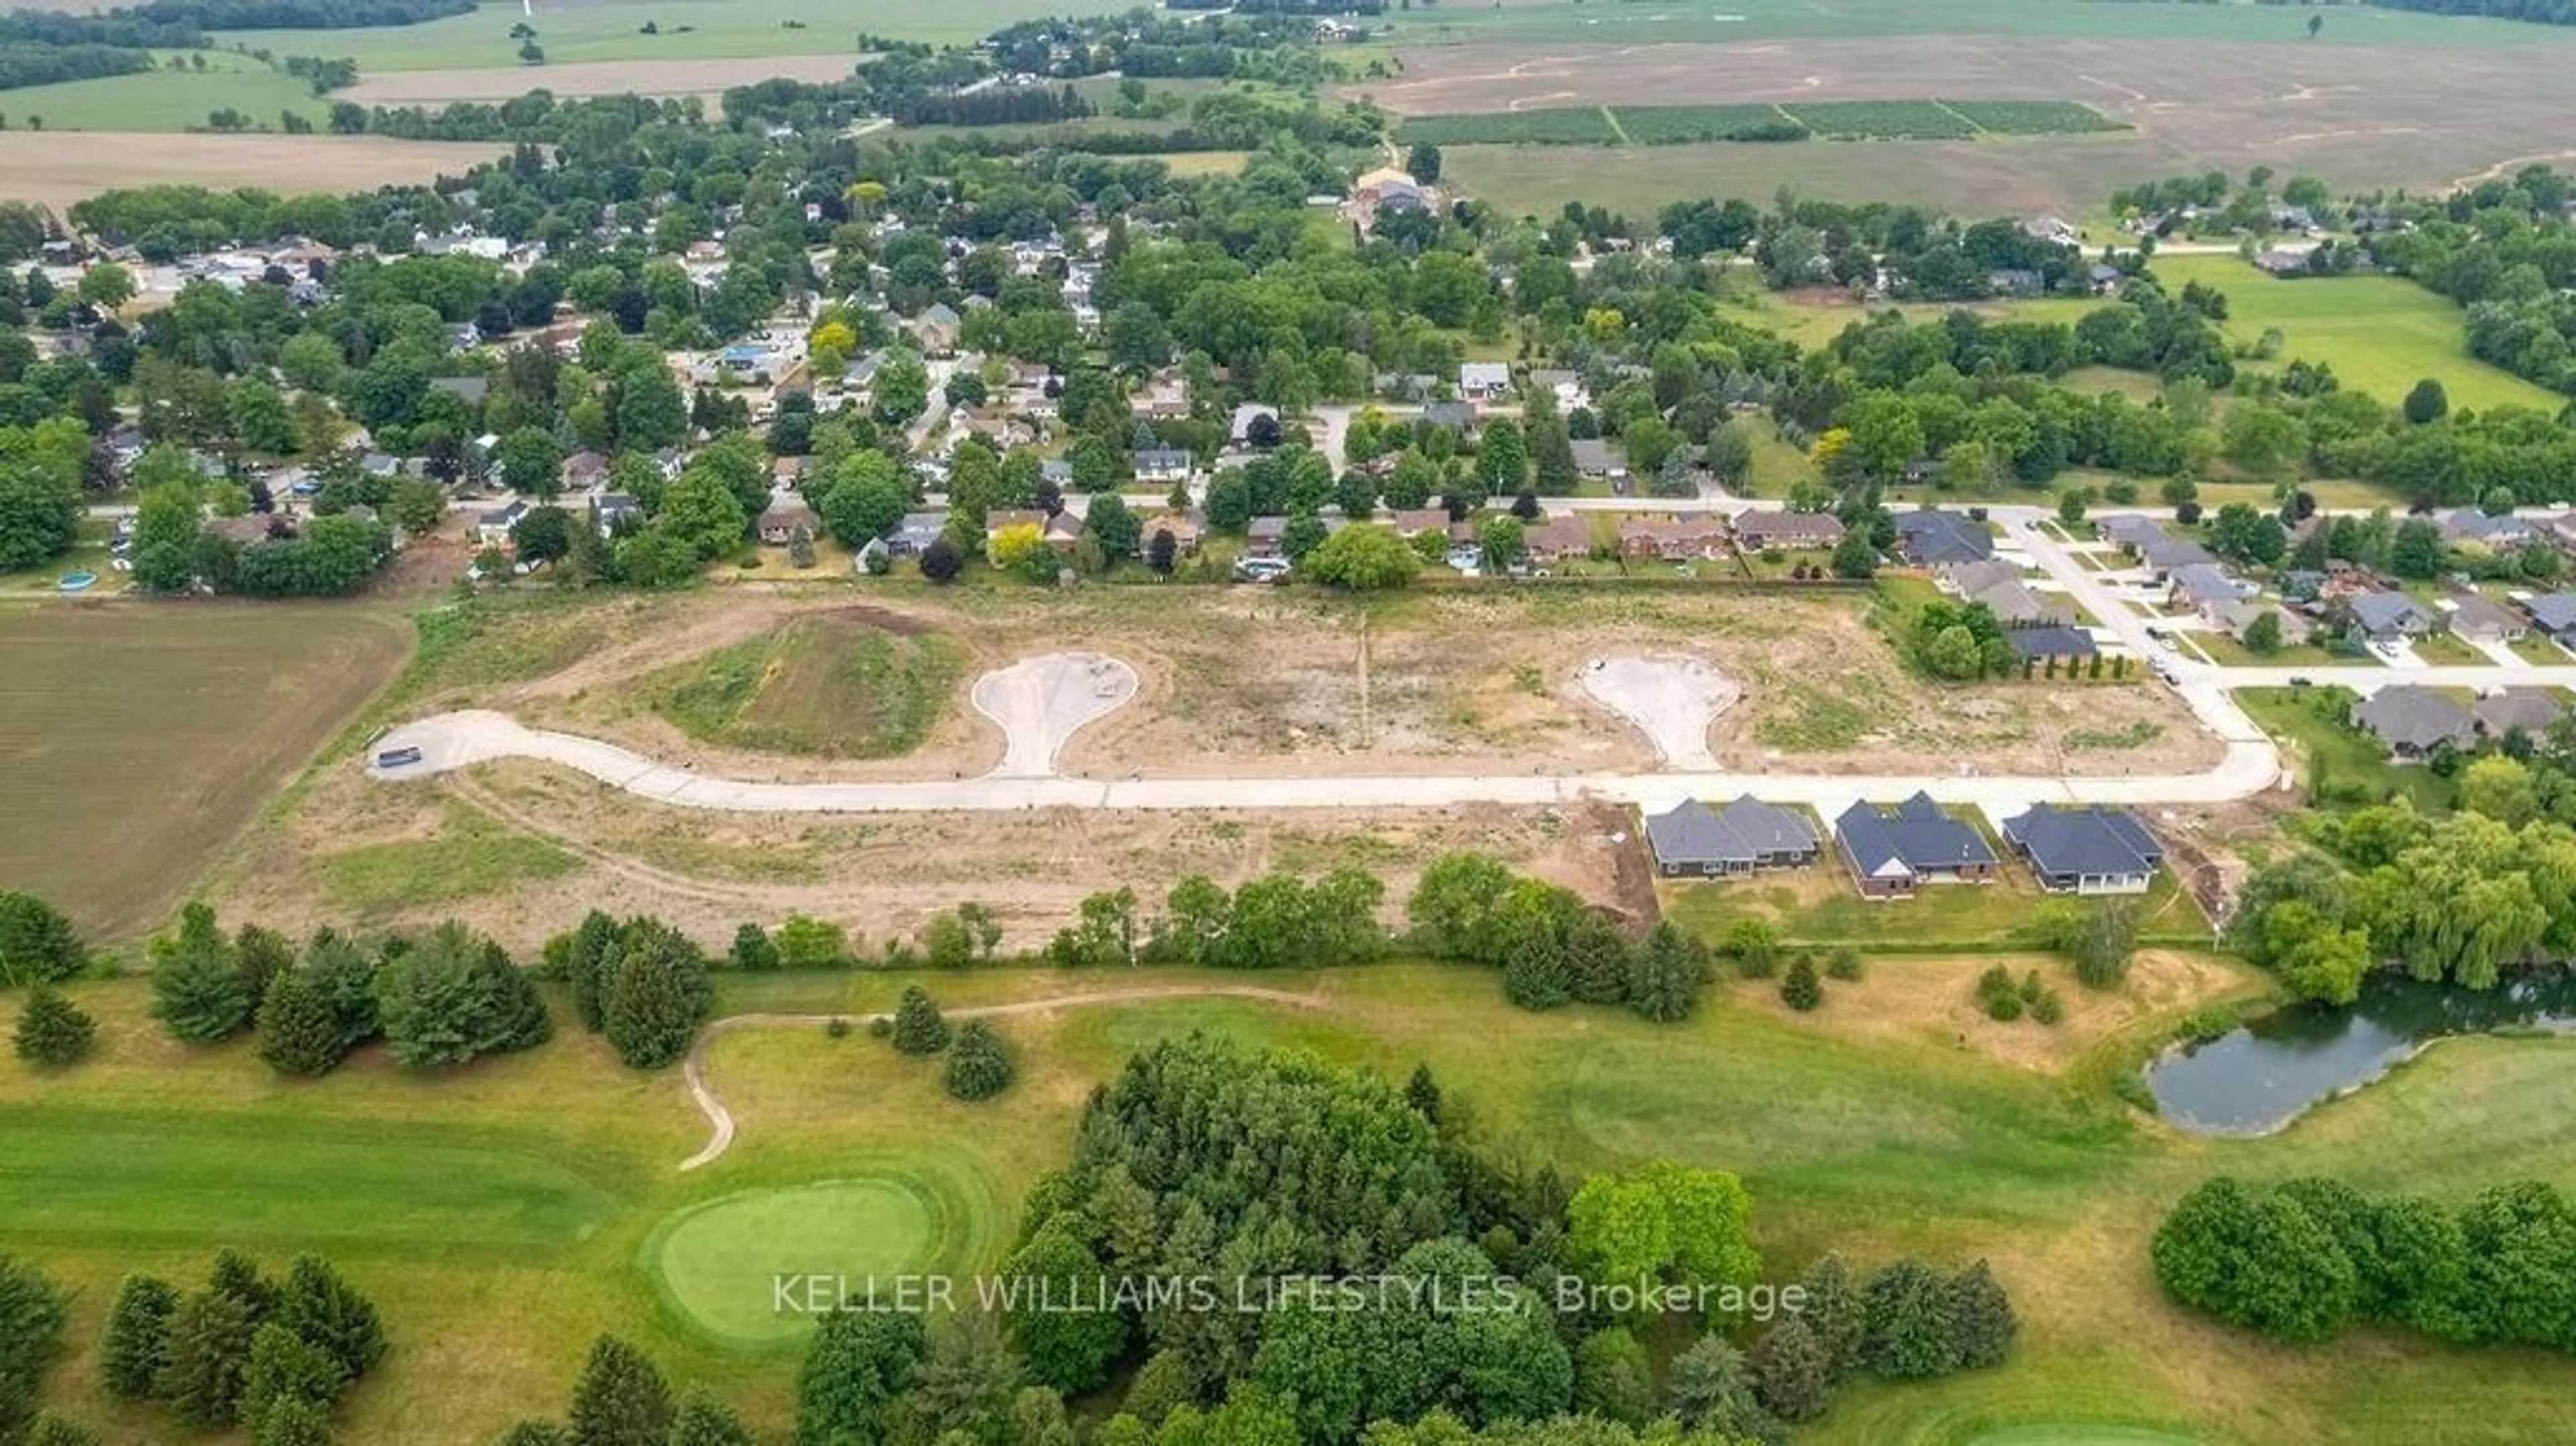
[1833,793,1999,898]
[1893,510,1991,566]
[1937,557,2021,597]
[2353,684,2475,757]
[2443,594,2524,643]
[2002,805,2164,895]
[1731,510,1845,551]
[2440,509,2535,548]
[2135,532,2218,579]
[2167,562,2254,619]
[1569,438,1627,481]
[1643,797,1821,878]
[1421,400,1479,433]
[2524,593,2576,640]
[2347,591,2436,639]
[2473,687,2566,739]
[1968,576,2063,628]
[888,512,948,555]
[2007,625,2098,661]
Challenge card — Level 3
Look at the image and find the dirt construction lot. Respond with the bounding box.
[202,583,2215,952]
[338,55,862,105]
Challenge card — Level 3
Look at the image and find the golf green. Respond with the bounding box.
[643,1178,947,1348]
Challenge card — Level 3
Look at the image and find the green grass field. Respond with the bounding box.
[2148,254,2563,414]
[647,610,963,759]
[643,1178,961,1349]
[1373,0,2572,48]
[0,51,327,133]
[2238,685,2456,812]
[0,602,413,939]
[13,961,2576,1444]
[215,0,1075,72]
[1663,859,2213,951]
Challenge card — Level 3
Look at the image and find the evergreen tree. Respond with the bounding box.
[1663,1333,1776,1441]
[564,909,621,1032]
[253,1396,333,1446]
[494,1423,570,1446]
[477,940,553,1053]
[0,1252,68,1446]
[1796,1254,1868,1380]
[1004,1215,1124,1394]
[256,967,350,1076]
[666,1391,753,1446]
[1780,954,1823,1011]
[301,932,380,1052]
[1625,922,1710,1023]
[156,1289,258,1428]
[151,904,252,1043]
[890,986,949,1055]
[233,924,296,1001]
[566,1337,672,1446]
[276,1256,386,1382]
[1563,911,1632,1005]
[238,1322,346,1427]
[376,926,549,1066]
[1573,1327,1653,1425]
[1403,1062,1442,1123]
[209,1249,277,1323]
[1861,1258,1960,1380]
[600,920,711,1070]
[1501,929,1572,1009]
[943,1020,1015,1101]
[11,984,94,1066]
[0,889,85,985]
[728,924,780,972]
[99,1273,179,1398]
[1747,1315,1833,1422]
[1941,1260,2017,1370]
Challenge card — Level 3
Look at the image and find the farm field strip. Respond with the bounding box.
[1397,97,2121,146]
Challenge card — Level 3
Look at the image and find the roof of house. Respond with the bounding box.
[2097,514,2166,549]
[1132,447,1193,469]
[918,302,961,328]
[1247,515,1289,541]
[2004,804,2163,878]
[1894,509,1991,564]
[1939,557,2021,595]
[2527,594,2576,632]
[1835,793,1997,877]
[2444,594,2521,636]
[429,376,488,404]
[2474,687,2565,738]
[1525,514,1591,555]
[1970,577,2057,625]
[1645,796,1819,867]
[2007,624,2098,658]
[2440,508,2532,543]
[2354,685,2475,752]
[1569,439,1623,474]
[2351,591,2433,632]
[2169,562,2249,607]
[894,511,947,539]
[1733,510,1845,543]
[760,497,818,525]
[1421,400,1478,429]
[1391,508,1450,536]
[2139,533,2217,570]
[1458,362,1510,390]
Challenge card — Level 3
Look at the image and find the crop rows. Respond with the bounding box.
[1400,98,2125,148]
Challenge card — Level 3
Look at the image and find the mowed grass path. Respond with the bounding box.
[2150,254,2563,414]
[0,602,412,938]
[15,963,2576,1443]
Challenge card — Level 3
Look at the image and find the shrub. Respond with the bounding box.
[943,1020,1014,1101]
[2029,989,2065,1025]
[890,986,949,1054]
[1824,946,1865,981]
[1722,918,1778,978]
[824,1015,851,1040]
[1983,991,2024,1022]
[11,984,94,1066]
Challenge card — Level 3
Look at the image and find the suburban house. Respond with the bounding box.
[2218,600,2312,647]
[1523,514,1593,563]
[2524,593,2576,642]
[985,508,1046,546]
[2441,509,2535,549]
[1936,557,2021,596]
[1834,793,2001,898]
[2474,687,2565,738]
[912,302,961,356]
[474,499,527,547]
[590,492,642,537]
[1529,368,1589,410]
[2441,594,2526,643]
[2096,514,2165,551]
[1643,797,1821,878]
[564,451,609,490]
[1458,362,1511,401]
[2006,625,2099,662]
[1968,576,2065,628]
[1229,403,1280,447]
[758,496,820,545]
[1619,517,1729,562]
[888,512,948,555]
[2354,685,2475,757]
[1421,400,1479,432]
[2002,804,2165,895]
[2347,591,2438,640]
[1569,439,1629,485]
[1042,511,1083,553]
[1391,508,1454,539]
[2168,563,2256,620]
[1245,515,1290,559]
[1141,512,1202,555]
[2133,531,2218,581]
[1894,510,1992,566]
[1132,449,1193,484]
[1731,510,1846,551]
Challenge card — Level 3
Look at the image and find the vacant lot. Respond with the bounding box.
[0,602,412,939]
[645,609,965,761]
[2149,254,2564,413]
[339,53,861,104]
[1360,27,2576,217]
[0,132,506,214]
[13,955,2576,1445]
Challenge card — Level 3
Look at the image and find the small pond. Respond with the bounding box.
[2147,971,2576,1135]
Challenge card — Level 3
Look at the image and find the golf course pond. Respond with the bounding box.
[2147,970,2576,1135]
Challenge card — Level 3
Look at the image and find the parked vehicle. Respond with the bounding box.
[375,746,424,768]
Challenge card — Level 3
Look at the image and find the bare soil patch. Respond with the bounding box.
[0,133,506,215]
[338,54,862,105]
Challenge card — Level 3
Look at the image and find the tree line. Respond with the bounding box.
[2155,1174,2576,1351]
[0,41,150,92]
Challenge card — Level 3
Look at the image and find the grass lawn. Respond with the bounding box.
[1663,858,2212,951]
[2238,685,2455,812]
[0,602,413,940]
[646,610,964,759]
[16,956,2576,1444]
[2410,631,2488,665]
[2510,631,2571,665]
[2191,632,2365,669]
[2148,254,2565,414]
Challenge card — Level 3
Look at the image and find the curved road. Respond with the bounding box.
[679,987,1330,1170]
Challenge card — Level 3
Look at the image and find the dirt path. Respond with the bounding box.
[678,985,1331,1170]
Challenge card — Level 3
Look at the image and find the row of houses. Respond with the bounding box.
[2353,685,2567,758]
[1644,795,2165,897]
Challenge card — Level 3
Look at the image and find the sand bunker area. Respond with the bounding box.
[1576,655,1740,771]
